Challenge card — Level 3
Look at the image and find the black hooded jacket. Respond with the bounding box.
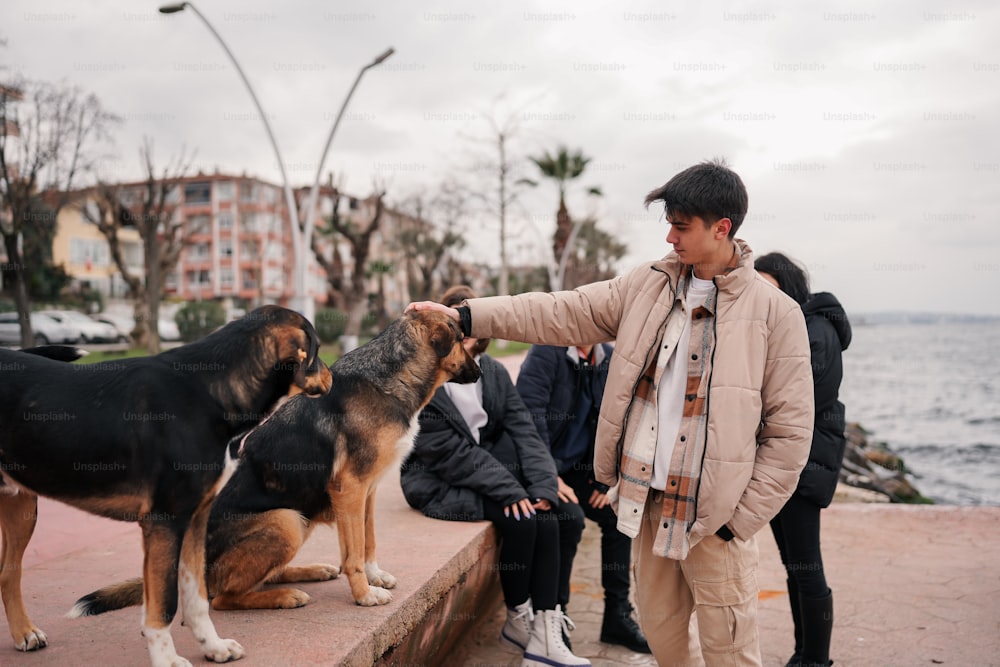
[400,354,559,521]
[798,291,852,507]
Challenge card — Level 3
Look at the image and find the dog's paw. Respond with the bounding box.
[203,637,245,663]
[276,589,311,608]
[364,562,397,589]
[355,586,392,607]
[312,563,340,580]
[367,570,397,589]
[14,627,48,651]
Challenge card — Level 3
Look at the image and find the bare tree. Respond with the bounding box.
[0,79,117,346]
[310,183,386,352]
[84,139,192,353]
[459,100,541,298]
[396,181,468,302]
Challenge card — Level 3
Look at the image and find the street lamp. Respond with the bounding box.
[159,2,393,323]
[300,47,394,325]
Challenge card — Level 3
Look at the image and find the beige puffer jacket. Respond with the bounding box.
[466,240,813,543]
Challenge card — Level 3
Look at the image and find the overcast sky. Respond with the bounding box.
[4,0,998,315]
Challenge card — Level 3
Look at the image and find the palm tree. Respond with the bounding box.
[527,145,602,289]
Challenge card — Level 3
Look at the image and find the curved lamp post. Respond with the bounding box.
[301,47,394,275]
[159,2,393,323]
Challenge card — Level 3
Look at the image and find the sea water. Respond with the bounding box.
[839,318,1000,505]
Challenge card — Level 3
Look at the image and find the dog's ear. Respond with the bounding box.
[276,326,312,389]
[429,320,458,358]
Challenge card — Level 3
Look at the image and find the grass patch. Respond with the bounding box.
[75,348,152,364]
[487,340,532,357]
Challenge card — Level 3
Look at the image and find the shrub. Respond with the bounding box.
[314,307,348,344]
[175,301,226,342]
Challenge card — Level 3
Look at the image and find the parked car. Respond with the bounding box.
[93,313,182,343]
[40,310,120,344]
[0,311,81,346]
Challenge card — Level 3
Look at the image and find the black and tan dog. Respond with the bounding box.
[0,306,331,666]
[75,309,480,616]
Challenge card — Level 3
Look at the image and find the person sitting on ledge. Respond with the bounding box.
[400,285,590,667]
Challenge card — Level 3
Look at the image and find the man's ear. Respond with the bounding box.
[715,217,732,239]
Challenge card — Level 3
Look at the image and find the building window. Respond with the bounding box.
[184,181,212,204]
[243,212,262,233]
[186,269,211,286]
[165,185,181,205]
[242,269,257,289]
[216,181,234,202]
[69,238,109,267]
[239,181,257,202]
[218,212,234,229]
[187,214,211,235]
[122,241,143,269]
[241,241,258,257]
[219,239,233,258]
[190,242,211,260]
[220,267,234,288]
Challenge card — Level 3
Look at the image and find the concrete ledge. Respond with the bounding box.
[4,468,501,666]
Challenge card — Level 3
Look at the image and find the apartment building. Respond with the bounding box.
[50,171,425,319]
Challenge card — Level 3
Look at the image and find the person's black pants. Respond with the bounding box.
[769,491,828,598]
[483,496,562,610]
[558,466,632,607]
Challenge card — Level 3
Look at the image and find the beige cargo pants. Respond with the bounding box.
[633,491,762,667]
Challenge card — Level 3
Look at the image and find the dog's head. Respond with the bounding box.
[408,309,481,385]
[249,305,333,397]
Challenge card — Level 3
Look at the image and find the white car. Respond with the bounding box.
[0,311,81,346]
[94,313,181,343]
[40,310,120,344]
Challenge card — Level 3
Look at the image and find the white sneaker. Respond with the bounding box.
[521,604,590,667]
[499,598,534,651]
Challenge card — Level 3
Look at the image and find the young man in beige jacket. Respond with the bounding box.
[409,159,814,666]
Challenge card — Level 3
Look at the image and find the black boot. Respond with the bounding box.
[600,600,651,654]
[785,577,803,667]
[798,589,834,667]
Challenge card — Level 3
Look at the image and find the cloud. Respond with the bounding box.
[4,0,998,314]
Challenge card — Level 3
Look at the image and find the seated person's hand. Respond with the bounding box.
[532,498,552,512]
[556,476,579,505]
[588,489,610,509]
[504,497,536,520]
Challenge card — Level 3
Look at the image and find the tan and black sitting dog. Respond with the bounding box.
[75,309,480,615]
[0,306,331,666]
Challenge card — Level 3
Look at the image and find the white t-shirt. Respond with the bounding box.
[444,358,488,443]
[650,275,715,490]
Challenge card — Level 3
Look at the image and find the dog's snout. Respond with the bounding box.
[456,358,481,384]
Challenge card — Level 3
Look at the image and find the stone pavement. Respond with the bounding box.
[455,504,1000,667]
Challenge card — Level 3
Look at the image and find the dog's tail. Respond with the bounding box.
[68,578,143,617]
[21,345,88,363]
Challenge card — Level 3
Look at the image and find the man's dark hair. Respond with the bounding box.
[644,158,749,237]
[754,252,810,305]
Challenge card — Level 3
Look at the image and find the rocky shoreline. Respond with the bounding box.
[835,422,932,503]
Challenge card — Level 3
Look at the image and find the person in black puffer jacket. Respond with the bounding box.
[517,343,650,654]
[400,286,589,667]
[755,253,852,667]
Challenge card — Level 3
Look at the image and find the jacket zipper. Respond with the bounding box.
[688,282,718,532]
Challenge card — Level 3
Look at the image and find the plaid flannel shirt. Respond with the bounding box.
[615,271,717,560]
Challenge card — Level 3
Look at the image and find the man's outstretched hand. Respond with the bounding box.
[405,301,459,320]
